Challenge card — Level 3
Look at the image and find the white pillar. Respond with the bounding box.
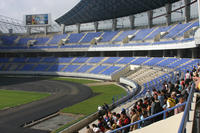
[198,0,200,26]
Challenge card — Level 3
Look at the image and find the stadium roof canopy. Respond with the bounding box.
[56,0,180,26]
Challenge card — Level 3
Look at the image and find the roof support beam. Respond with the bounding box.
[76,23,81,33]
[129,15,135,29]
[61,24,66,34]
[94,21,99,32]
[112,18,117,31]
[147,10,153,28]
[184,0,191,23]
[165,3,172,26]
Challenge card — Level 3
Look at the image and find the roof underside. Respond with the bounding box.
[56,0,180,26]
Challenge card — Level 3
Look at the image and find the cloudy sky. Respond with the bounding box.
[0,0,80,21]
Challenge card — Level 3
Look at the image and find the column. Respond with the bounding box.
[112,18,117,31]
[61,24,66,34]
[94,21,99,32]
[147,10,153,28]
[44,26,48,35]
[76,23,81,33]
[148,50,152,57]
[177,49,183,58]
[192,48,197,58]
[184,0,191,23]
[165,3,172,26]
[198,0,200,26]
[100,51,104,57]
[129,15,135,29]
[26,27,31,35]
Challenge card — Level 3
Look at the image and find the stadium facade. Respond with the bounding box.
[0,0,200,133]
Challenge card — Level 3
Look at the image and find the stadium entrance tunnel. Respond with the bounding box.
[0,75,93,133]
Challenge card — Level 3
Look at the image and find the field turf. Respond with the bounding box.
[61,84,126,115]
[0,89,50,110]
[51,77,99,84]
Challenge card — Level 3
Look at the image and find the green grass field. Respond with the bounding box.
[61,84,126,115]
[53,84,126,133]
[0,89,50,110]
[51,77,99,84]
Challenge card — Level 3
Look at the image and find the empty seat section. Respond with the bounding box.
[48,34,67,44]
[67,33,84,43]
[131,28,154,41]
[63,65,80,72]
[0,64,5,71]
[20,64,35,71]
[100,31,119,42]
[12,58,27,63]
[156,58,178,67]
[177,21,199,37]
[88,57,105,63]
[143,58,165,66]
[58,57,74,63]
[90,66,108,74]
[101,66,121,75]
[130,57,151,65]
[80,32,102,43]
[27,58,41,63]
[116,57,135,64]
[164,23,191,38]
[17,37,33,45]
[34,37,49,45]
[72,57,89,63]
[167,59,191,68]
[76,65,93,73]
[48,65,66,72]
[114,30,136,42]
[11,64,22,71]
[103,57,121,64]
[145,26,172,40]
[33,64,49,71]
[42,57,58,63]
[0,58,10,63]
[0,36,18,45]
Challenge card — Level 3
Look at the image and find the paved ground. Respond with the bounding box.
[0,76,93,133]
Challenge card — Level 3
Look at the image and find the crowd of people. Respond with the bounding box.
[86,65,200,133]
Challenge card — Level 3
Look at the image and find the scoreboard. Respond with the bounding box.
[24,14,51,26]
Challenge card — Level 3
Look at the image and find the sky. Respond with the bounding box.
[0,0,80,21]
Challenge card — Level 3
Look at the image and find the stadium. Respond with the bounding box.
[0,0,200,133]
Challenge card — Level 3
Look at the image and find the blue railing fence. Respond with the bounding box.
[110,102,186,133]
[178,82,195,133]
[110,82,195,133]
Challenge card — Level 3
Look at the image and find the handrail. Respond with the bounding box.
[110,102,187,133]
[178,82,195,133]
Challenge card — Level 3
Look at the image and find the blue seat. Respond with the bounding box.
[101,66,121,75]
[90,66,108,74]
[63,65,80,72]
[76,65,93,73]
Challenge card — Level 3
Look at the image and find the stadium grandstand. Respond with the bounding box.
[0,0,200,133]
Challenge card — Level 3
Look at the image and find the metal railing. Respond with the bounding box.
[110,102,186,133]
[110,82,195,133]
[178,82,195,133]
